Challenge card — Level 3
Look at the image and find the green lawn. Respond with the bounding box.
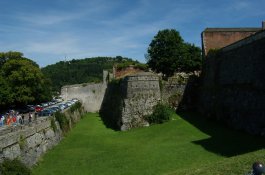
[32,112,265,175]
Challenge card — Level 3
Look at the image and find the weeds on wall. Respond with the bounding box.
[0,158,31,175]
[168,92,182,108]
[54,112,70,134]
[18,135,26,150]
[50,117,57,132]
[69,101,82,114]
[144,103,175,124]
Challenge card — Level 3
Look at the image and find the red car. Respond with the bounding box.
[35,105,43,112]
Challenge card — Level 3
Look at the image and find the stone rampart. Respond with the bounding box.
[120,72,161,130]
[0,117,61,166]
[198,30,265,135]
[0,105,85,166]
[100,72,162,131]
[61,83,106,112]
[61,70,108,112]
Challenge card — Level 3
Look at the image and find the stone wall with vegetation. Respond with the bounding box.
[0,103,85,167]
[198,30,265,135]
[99,72,198,131]
[161,72,200,110]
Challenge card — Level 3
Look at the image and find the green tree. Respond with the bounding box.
[182,43,202,72]
[1,58,52,105]
[0,51,24,67]
[0,75,13,107]
[146,29,202,77]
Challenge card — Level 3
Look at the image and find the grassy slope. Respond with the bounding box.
[32,113,265,175]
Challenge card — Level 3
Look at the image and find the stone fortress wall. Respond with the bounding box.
[0,106,85,166]
[0,117,61,166]
[198,29,265,135]
[61,70,109,112]
[120,72,161,131]
[62,66,192,131]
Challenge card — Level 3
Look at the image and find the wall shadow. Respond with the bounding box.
[177,74,200,111]
[177,111,265,157]
[99,80,123,131]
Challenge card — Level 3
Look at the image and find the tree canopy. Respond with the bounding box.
[0,51,52,109]
[146,29,202,77]
[0,51,24,67]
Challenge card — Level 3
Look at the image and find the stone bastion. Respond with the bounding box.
[120,72,161,130]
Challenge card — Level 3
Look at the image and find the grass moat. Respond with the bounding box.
[32,112,265,175]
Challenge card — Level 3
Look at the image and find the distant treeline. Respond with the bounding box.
[41,56,146,92]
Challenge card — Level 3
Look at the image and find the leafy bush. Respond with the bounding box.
[0,158,31,175]
[54,112,69,134]
[145,103,175,124]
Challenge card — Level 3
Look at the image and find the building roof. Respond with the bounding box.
[203,28,261,32]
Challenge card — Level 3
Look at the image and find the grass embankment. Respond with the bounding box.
[32,113,265,175]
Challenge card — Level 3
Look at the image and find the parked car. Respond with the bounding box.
[48,106,60,113]
[38,109,53,116]
[58,104,67,110]
[53,106,61,111]
[41,103,49,108]
[35,105,43,112]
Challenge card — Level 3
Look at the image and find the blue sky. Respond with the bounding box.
[1,0,265,67]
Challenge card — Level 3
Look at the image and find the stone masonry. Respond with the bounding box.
[0,117,62,166]
[61,70,109,112]
[120,72,161,131]
[0,105,85,166]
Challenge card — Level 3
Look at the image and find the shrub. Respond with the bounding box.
[54,112,69,134]
[0,158,31,175]
[145,103,175,124]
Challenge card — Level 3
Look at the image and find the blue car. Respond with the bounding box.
[38,109,53,117]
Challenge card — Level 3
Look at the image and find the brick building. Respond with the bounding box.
[201,21,265,57]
